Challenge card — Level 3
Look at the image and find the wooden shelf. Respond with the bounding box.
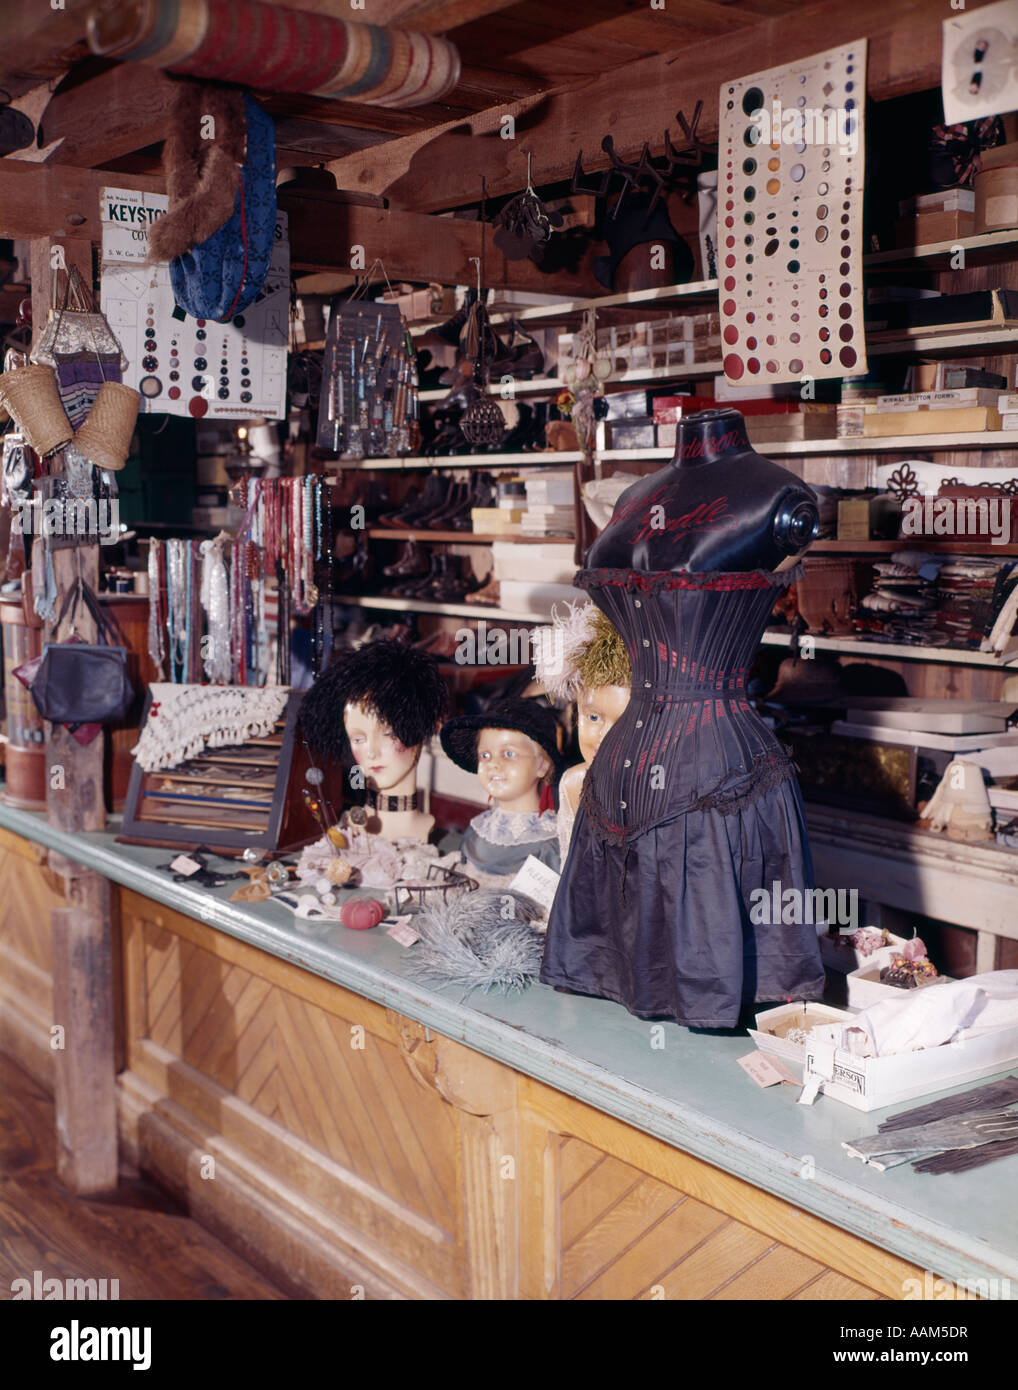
[866,325,1018,358]
[598,429,1018,460]
[809,540,1018,556]
[407,278,721,337]
[864,229,1018,269]
[333,450,583,471]
[366,528,572,543]
[760,629,1015,668]
[332,592,552,621]
[419,377,566,402]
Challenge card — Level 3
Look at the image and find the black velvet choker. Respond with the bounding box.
[366,788,420,813]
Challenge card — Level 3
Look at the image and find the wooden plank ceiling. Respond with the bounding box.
[1,0,817,201]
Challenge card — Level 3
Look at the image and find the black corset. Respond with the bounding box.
[574,565,800,844]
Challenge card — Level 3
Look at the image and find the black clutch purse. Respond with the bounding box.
[30,577,133,725]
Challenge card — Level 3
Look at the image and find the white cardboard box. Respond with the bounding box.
[748,1003,857,1067]
[845,963,951,1009]
[801,1020,1018,1111]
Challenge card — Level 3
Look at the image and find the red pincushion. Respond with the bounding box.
[340,899,385,932]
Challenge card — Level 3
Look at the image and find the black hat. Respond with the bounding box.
[440,697,565,778]
[592,193,694,291]
[299,637,448,762]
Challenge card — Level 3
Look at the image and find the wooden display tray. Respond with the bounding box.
[118,690,337,853]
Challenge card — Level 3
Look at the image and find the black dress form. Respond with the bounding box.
[540,408,827,1027]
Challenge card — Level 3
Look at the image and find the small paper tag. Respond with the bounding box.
[386,915,420,947]
[509,855,561,914]
[170,854,203,877]
[738,1052,800,1088]
[798,1075,823,1106]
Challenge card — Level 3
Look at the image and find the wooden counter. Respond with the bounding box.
[0,804,1014,1301]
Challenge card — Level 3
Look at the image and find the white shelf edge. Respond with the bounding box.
[598,430,1018,460]
[332,593,552,621]
[760,629,1017,668]
[864,229,1018,267]
[332,450,584,471]
[867,326,1018,357]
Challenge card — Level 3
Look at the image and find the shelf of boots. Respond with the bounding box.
[419,361,724,403]
[407,278,722,338]
[331,593,552,622]
[401,231,1018,338]
[367,529,571,543]
[760,629,1017,667]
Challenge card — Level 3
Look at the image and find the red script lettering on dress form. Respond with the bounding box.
[628,495,736,543]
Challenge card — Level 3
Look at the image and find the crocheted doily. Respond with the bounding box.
[132,683,290,772]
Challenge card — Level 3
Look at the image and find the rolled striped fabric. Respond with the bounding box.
[87,0,461,108]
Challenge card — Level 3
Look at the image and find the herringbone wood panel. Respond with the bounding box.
[557,1136,883,1301]
[0,842,64,1020]
[140,920,458,1231]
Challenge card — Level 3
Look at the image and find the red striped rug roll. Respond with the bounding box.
[87,0,460,107]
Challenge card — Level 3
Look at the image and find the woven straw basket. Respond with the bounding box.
[74,381,141,472]
[0,363,73,456]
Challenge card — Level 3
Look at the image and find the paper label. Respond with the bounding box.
[100,186,289,422]
[170,854,203,876]
[798,1075,823,1106]
[737,1052,801,1088]
[385,916,420,948]
[509,855,561,914]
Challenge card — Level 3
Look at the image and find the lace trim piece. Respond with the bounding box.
[579,748,798,846]
[575,564,803,594]
[469,807,558,846]
[132,683,290,772]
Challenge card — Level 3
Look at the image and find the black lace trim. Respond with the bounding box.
[575,564,803,594]
[579,748,798,846]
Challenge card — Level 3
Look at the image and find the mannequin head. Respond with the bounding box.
[476,726,552,814]
[576,683,631,763]
[440,697,563,807]
[572,608,632,761]
[344,701,421,797]
[300,638,448,839]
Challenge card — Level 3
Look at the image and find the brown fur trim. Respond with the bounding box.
[148,82,247,264]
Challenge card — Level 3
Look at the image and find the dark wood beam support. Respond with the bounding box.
[280,193,604,292]
[0,164,604,292]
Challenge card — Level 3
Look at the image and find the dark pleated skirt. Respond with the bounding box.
[540,779,827,1028]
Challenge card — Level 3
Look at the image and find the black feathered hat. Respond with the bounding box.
[440,697,565,779]
[299,638,448,762]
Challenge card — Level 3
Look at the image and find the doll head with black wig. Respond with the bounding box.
[300,638,448,841]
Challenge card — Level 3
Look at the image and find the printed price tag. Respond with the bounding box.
[170,855,203,877]
[509,855,561,914]
[385,916,420,947]
[737,1052,800,1088]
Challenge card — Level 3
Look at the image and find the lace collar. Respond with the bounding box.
[470,807,558,846]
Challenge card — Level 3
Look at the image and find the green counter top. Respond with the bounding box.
[2,799,1016,1297]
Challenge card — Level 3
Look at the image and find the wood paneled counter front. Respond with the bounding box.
[0,801,1014,1301]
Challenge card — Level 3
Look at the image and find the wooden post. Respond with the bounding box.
[31,235,119,1193]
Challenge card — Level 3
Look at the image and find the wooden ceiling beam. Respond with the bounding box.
[37,64,179,169]
[0,162,603,294]
[326,0,1000,211]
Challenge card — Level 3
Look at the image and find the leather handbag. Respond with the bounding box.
[30,578,134,725]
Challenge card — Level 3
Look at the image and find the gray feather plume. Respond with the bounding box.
[406,890,546,997]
